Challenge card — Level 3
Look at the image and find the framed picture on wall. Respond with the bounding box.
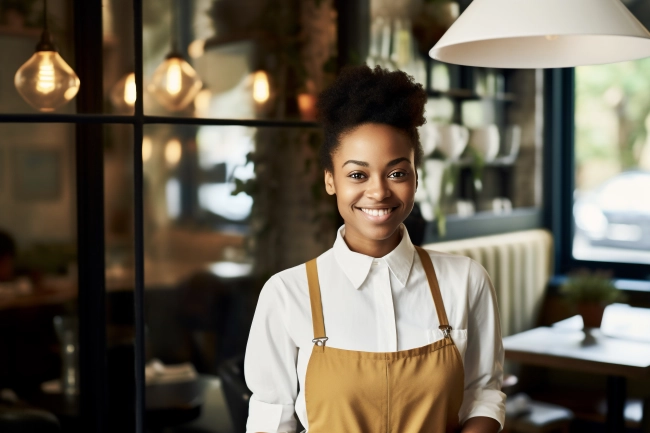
[12,148,62,201]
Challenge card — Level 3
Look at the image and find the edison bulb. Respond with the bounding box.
[110,72,137,112]
[142,136,153,162]
[14,51,80,112]
[165,138,182,167]
[149,55,202,112]
[253,70,270,104]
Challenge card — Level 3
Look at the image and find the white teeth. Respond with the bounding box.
[361,208,393,216]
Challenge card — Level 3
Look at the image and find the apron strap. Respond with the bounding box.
[414,246,451,333]
[306,259,328,345]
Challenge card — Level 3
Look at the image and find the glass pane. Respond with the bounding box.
[0,123,79,430]
[139,124,335,432]
[573,60,650,265]
[142,0,337,120]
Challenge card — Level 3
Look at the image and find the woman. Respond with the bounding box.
[244,66,506,433]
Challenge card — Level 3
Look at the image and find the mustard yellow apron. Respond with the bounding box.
[304,246,465,433]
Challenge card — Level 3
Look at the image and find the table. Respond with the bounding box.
[503,326,650,433]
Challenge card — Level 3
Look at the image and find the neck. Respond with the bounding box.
[343,226,402,258]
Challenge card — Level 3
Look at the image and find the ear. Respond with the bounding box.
[324,170,336,195]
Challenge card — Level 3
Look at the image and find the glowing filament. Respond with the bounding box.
[167,61,182,96]
[253,71,270,103]
[124,73,136,106]
[36,56,55,94]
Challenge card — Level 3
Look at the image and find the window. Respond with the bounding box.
[573,60,650,266]
[0,1,336,432]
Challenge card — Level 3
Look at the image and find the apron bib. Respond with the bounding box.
[304,246,465,433]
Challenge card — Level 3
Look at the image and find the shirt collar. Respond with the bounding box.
[333,224,415,290]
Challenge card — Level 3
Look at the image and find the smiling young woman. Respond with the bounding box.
[245,66,505,433]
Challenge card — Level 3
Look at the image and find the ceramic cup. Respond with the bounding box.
[418,122,438,157]
[423,159,446,208]
[502,124,522,159]
[434,124,469,160]
[470,124,500,162]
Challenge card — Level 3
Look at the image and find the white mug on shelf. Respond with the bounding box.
[433,124,469,160]
[423,159,446,210]
[470,124,500,162]
[418,122,438,157]
[502,124,522,159]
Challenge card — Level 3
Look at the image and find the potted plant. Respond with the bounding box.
[559,269,626,328]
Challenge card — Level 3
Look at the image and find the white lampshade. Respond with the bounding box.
[430,0,650,68]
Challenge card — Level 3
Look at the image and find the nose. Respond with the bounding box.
[365,176,391,201]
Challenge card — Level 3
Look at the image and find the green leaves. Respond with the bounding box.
[559,268,626,306]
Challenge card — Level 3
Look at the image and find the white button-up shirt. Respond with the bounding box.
[244,225,506,432]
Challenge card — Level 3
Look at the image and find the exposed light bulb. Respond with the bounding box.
[124,73,136,105]
[253,70,270,104]
[110,72,137,112]
[142,136,153,162]
[165,138,182,167]
[14,31,80,112]
[149,54,202,112]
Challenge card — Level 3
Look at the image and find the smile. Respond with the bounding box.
[359,207,396,216]
[356,206,398,222]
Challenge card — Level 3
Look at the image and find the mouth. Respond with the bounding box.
[356,206,399,222]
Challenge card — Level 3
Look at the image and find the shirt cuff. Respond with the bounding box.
[246,398,296,433]
[460,388,507,432]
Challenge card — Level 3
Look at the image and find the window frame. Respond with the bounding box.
[0,1,320,432]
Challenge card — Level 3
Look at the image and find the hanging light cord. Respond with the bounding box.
[169,0,180,57]
[37,0,55,51]
[43,0,48,32]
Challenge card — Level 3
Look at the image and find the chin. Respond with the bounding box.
[358,222,402,241]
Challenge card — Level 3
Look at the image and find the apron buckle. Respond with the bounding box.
[439,325,452,338]
[312,337,329,346]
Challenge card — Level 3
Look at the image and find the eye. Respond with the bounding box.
[389,171,407,178]
[349,172,366,180]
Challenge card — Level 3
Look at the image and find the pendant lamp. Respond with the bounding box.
[149,1,202,112]
[14,0,80,111]
[430,0,650,68]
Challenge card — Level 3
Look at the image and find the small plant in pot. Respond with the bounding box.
[559,269,626,329]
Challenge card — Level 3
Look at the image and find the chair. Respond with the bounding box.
[504,393,573,433]
[218,355,251,433]
[502,373,573,433]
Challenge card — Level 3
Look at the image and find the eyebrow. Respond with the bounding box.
[341,157,411,169]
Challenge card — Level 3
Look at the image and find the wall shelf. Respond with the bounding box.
[423,207,543,244]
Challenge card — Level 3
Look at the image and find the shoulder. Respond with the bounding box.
[417,247,492,296]
[417,247,474,273]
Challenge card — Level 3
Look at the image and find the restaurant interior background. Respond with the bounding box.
[0,0,649,432]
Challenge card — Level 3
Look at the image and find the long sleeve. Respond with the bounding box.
[458,260,507,430]
[244,276,299,433]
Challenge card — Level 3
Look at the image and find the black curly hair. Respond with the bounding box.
[316,65,427,172]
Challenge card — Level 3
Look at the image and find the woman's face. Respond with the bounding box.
[325,123,417,246]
